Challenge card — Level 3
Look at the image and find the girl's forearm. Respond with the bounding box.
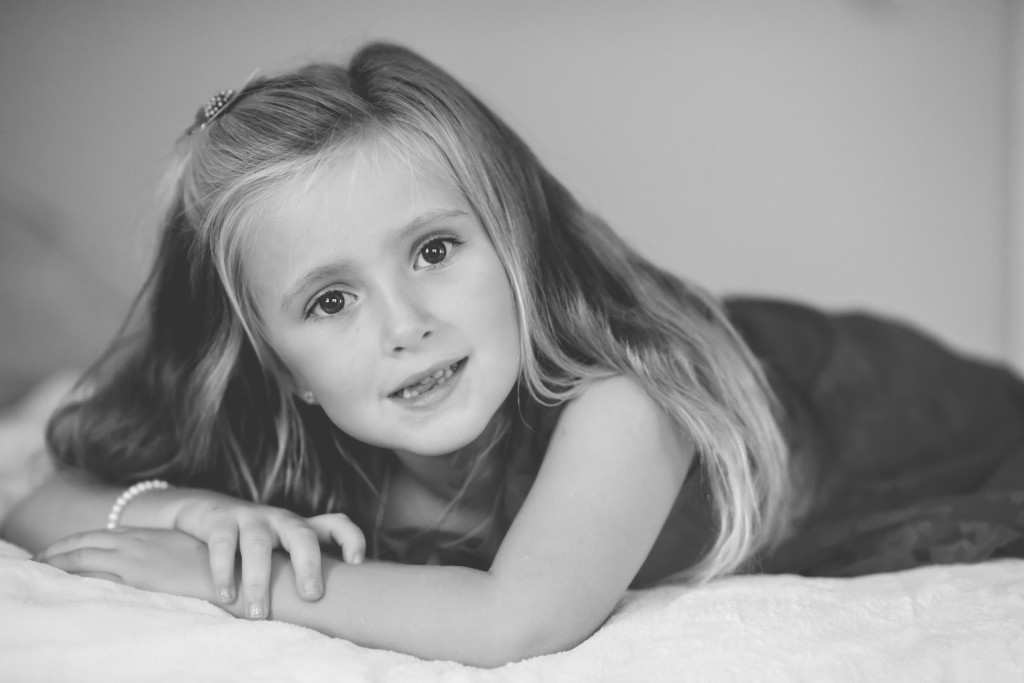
[1,469,181,553]
[252,554,576,667]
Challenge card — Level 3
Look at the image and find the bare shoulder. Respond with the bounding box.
[551,374,693,471]
[564,374,659,415]
[559,374,674,433]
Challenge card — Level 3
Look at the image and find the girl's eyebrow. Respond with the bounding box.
[280,208,469,311]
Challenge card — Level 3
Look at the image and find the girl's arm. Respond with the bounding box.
[1,468,181,553]
[41,375,694,666]
[2,467,365,615]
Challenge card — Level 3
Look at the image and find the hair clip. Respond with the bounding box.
[185,69,260,136]
[186,88,241,135]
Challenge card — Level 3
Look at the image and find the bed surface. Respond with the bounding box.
[1,540,1021,682]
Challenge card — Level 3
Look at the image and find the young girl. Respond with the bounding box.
[3,43,1023,667]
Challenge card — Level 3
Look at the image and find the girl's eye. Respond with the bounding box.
[414,238,458,269]
[307,289,351,318]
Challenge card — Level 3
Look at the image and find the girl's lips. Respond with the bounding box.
[388,358,466,407]
[388,358,467,399]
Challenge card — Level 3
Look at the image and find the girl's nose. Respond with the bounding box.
[379,283,434,354]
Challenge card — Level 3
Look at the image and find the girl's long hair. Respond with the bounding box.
[47,43,797,580]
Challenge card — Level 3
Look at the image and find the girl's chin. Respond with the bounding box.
[339,396,510,459]
[390,435,482,460]
[388,421,501,461]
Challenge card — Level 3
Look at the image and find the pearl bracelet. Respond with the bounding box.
[106,479,171,530]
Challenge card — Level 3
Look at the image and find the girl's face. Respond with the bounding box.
[248,147,521,461]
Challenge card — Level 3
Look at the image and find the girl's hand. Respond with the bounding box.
[168,492,365,619]
[36,528,222,606]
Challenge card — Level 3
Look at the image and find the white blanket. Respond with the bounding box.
[1,544,1021,682]
[2,377,1023,682]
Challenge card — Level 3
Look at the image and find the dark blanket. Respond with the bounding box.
[728,298,1024,576]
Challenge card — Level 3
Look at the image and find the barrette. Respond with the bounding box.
[185,68,260,136]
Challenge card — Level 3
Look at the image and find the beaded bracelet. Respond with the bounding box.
[105,479,171,530]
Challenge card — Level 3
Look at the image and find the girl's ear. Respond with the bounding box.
[279,372,316,405]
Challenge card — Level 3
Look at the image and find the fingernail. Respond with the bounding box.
[219,588,234,603]
[247,603,264,619]
[303,579,322,596]
[351,551,363,565]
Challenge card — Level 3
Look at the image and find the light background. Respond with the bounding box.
[1,0,1021,398]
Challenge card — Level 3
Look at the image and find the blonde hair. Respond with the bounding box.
[48,43,797,580]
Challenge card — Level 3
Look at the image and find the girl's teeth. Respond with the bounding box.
[399,363,458,399]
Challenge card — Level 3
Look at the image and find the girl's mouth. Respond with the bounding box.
[389,359,466,399]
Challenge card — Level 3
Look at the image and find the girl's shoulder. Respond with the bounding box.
[559,374,665,425]
[550,374,690,461]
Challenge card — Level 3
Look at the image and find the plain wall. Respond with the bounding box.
[1007,0,1024,368]
[0,0,1018,391]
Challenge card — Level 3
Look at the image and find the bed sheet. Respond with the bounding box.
[1,541,1021,682]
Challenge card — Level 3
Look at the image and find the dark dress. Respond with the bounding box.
[378,298,1024,578]
[729,298,1024,576]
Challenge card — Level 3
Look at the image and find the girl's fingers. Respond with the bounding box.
[72,571,124,583]
[237,521,273,620]
[42,547,122,582]
[307,513,366,565]
[205,522,240,604]
[276,521,323,601]
[36,529,124,562]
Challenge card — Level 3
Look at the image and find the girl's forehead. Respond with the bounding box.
[279,140,458,217]
[241,142,466,270]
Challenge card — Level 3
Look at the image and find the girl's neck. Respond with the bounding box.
[390,449,460,498]
[390,408,510,501]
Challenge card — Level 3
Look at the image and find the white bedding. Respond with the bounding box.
[1,377,1023,682]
